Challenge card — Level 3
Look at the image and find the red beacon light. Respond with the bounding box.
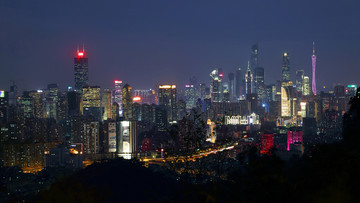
[77,52,84,57]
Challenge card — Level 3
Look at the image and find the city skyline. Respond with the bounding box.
[1,0,360,91]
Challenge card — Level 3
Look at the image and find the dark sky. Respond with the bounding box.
[1,0,359,92]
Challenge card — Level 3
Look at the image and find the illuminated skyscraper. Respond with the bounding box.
[0,90,8,124]
[158,85,177,122]
[46,84,58,119]
[74,47,88,93]
[82,86,101,120]
[228,72,235,100]
[303,76,311,96]
[122,84,133,120]
[296,70,304,94]
[245,62,253,95]
[30,90,44,118]
[184,84,196,110]
[254,67,265,102]
[210,69,223,102]
[250,44,259,70]
[235,67,243,98]
[282,52,290,81]
[114,80,123,116]
[281,81,296,119]
[118,121,137,159]
[102,89,112,121]
[312,41,317,95]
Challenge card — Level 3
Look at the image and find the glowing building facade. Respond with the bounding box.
[114,80,123,116]
[303,76,311,96]
[282,52,290,81]
[281,81,296,118]
[260,134,274,154]
[312,41,317,95]
[158,85,177,122]
[245,63,253,95]
[118,121,137,159]
[122,84,133,120]
[210,69,223,102]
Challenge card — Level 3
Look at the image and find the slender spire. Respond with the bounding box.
[83,43,85,52]
[77,44,79,52]
[247,61,251,70]
[313,41,315,55]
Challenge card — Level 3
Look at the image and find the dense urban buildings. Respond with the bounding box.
[0,42,357,201]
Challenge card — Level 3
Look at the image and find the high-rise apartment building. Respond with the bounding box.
[122,84,133,120]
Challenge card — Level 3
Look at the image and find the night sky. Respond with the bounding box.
[1,0,359,92]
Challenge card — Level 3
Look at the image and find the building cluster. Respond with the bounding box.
[0,43,356,172]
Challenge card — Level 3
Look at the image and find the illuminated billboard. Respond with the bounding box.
[108,122,117,153]
[0,91,5,98]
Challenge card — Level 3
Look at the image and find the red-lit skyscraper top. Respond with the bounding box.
[74,45,88,92]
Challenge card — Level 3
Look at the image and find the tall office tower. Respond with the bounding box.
[9,83,17,106]
[111,102,119,119]
[67,91,82,116]
[82,86,101,120]
[282,52,290,81]
[102,89,113,121]
[114,80,123,116]
[245,63,253,95]
[122,84,133,120]
[235,67,242,98]
[0,90,8,124]
[303,76,311,96]
[312,41,317,95]
[250,43,259,69]
[265,85,276,102]
[296,70,304,95]
[254,67,265,102]
[74,47,88,93]
[30,90,44,118]
[56,95,67,121]
[210,69,223,102]
[281,81,296,118]
[47,84,58,119]
[184,84,196,110]
[199,83,207,100]
[118,121,137,159]
[22,91,33,118]
[228,72,235,100]
[158,85,177,122]
[189,76,198,99]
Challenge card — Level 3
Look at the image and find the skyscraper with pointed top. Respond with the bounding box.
[312,41,317,95]
[74,45,88,93]
[245,62,253,94]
